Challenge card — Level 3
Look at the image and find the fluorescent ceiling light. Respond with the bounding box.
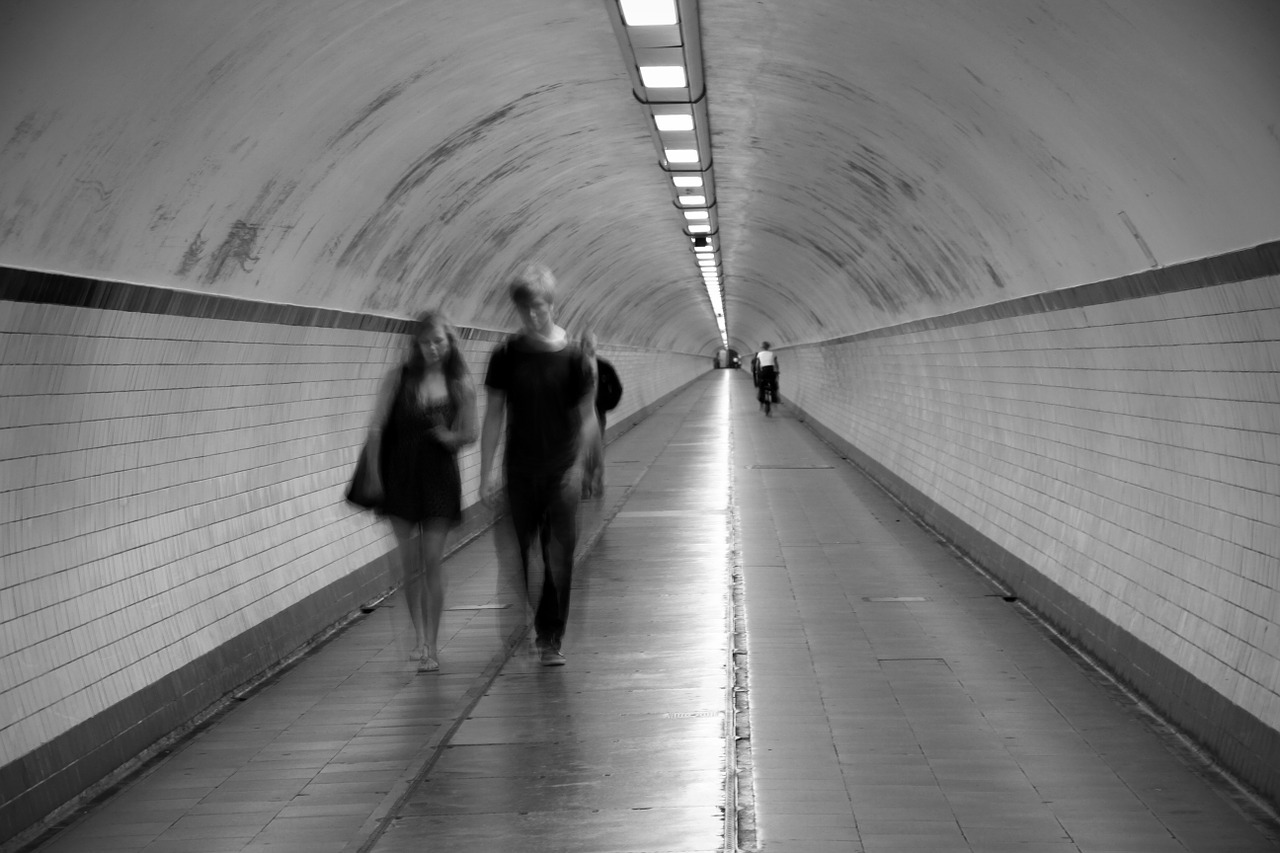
[664,148,699,163]
[683,210,709,220]
[694,245,714,253]
[678,195,707,206]
[639,65,686,88]
[621,0,677,26]
[672,176,703,188]
[688,223,711,233]
[654,113,694,132]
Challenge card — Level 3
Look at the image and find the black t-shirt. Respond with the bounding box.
[485,335,592,477]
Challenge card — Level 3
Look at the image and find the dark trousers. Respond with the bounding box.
[758,366,778,402]
[505,469,579,649]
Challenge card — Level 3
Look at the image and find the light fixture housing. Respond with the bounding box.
[608,0,727,347]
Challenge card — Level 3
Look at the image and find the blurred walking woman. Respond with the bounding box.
[364,311,477,672]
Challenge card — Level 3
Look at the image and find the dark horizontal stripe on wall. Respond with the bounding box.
[0,266,513,342]
[797,239,1280,348]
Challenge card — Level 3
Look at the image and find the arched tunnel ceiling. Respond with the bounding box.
[2,1,1278,355]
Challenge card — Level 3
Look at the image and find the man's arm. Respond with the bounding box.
[479,387,506,506]
[561,389,599,497]
[575,391,599,465]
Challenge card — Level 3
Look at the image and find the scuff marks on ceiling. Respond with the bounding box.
[2,1,1276,352]
[204,220,261,283]
[177,230,206,277]
[335,89,552,274]
[330,81,411,147]
[3,111,57,158]
[194,178,298,284]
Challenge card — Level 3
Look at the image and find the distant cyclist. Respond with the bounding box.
[755,341,779,416]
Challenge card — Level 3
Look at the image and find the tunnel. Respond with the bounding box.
[1,0,1278,846]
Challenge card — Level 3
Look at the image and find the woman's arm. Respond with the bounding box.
[436,378,479,449]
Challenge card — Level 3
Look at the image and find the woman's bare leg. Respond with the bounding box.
[390,518,427,658]
[418,518,449,668]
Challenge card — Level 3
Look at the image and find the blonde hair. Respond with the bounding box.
[509,264,557,308]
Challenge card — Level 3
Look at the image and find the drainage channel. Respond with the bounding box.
[725,403,756,853]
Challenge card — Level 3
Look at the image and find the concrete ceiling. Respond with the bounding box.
[2,1,1278,355]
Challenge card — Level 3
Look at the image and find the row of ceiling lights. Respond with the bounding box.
[606,0,728,348]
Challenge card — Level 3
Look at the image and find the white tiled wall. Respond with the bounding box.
[785,276,1280,731]
[0,301,707,769]
[593,344,701,431]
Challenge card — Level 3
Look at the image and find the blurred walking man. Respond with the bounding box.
[480,266,597,666]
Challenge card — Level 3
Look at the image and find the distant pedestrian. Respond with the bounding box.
[360,310,477,673]
[756,341,779,415]
[480,266,598,666]
[580,332,622,498]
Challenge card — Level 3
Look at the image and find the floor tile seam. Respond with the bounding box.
[778,412,1280,845]
[731,383,888,851]
[259,402,686,853]
[994,598,1280,843]
[735,393,977,849]
[351,378,729,853]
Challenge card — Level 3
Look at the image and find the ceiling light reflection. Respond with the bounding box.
[639,65,686,88]
[621,0,677,26]
[655,113,694,132]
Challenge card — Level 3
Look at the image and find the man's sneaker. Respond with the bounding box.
[540,647,566,667]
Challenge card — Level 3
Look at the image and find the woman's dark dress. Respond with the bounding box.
[378,370,462,524]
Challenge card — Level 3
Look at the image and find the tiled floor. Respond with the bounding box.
[17,371,1279,853]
